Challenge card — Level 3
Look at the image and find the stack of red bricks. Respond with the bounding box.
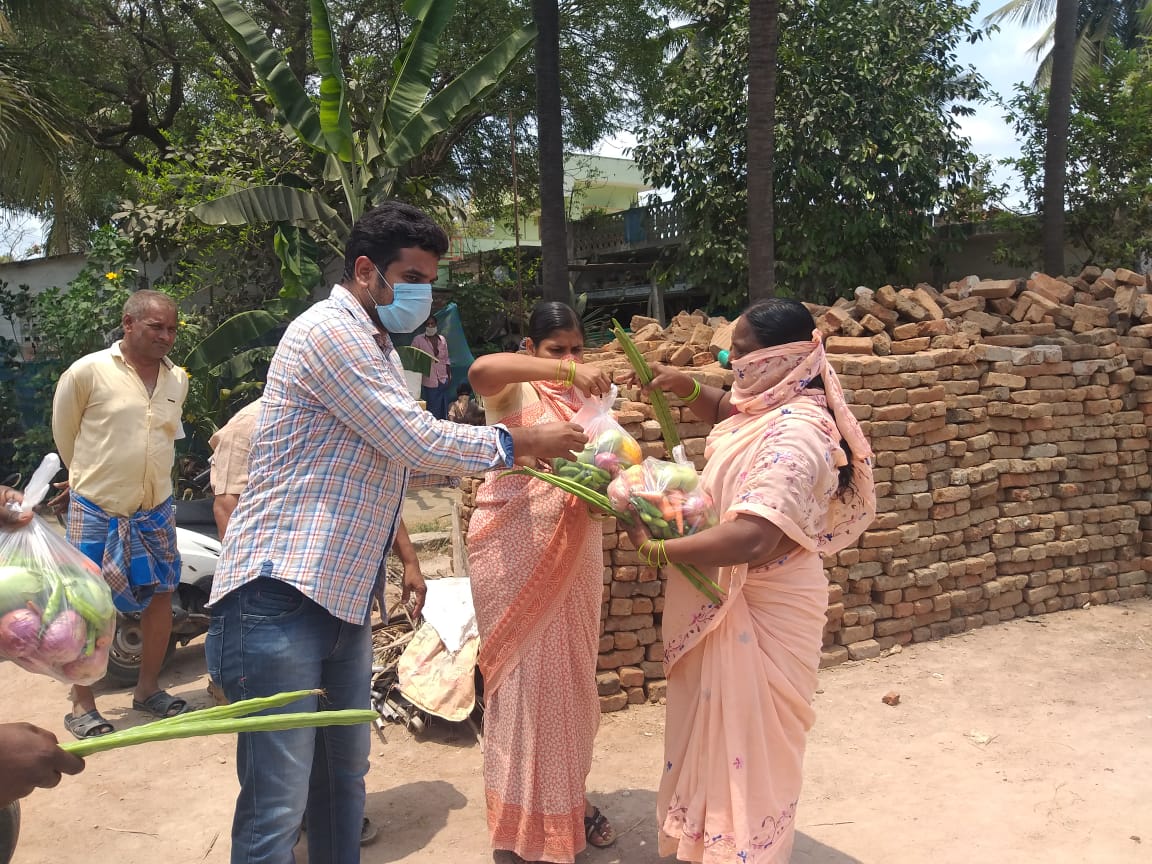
[814,266,1152,356]
[459,268,1152,712]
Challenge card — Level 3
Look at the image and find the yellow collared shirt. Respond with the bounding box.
[52,342,189,517]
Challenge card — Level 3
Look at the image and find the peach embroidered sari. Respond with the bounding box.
[468,383,604,863]
[658,334,876,864]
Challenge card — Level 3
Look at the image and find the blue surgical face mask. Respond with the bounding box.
[372,265,432,333]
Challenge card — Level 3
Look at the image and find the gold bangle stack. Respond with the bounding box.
[681,378,703,405]
[555,359,577,387]
[640,538,670,568]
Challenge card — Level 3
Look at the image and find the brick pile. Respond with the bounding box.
[460,268,1152,712]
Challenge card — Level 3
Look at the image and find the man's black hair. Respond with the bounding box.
[342,201,450,281]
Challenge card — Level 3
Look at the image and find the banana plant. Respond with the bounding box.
[183,0,534,424]
[193,0,537,253]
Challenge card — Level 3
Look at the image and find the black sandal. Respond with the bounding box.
[64,709,114,739]
[132,690,188,718]
[584,807,616,848]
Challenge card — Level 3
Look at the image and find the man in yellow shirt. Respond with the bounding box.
[52,290,189,738]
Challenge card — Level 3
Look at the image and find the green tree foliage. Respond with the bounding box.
[190,0,537,250]
[0,227,185,477]
[533,0,570,301]
[1001,45,1152,268]
[631,0,989,305]
[0,0,668,245]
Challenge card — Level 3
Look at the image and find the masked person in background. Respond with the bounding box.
[447,382,484,426]
[411,314,453,420]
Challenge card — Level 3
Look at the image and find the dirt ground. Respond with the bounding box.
[2,596,1149,864]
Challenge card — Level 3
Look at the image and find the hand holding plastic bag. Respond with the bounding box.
[607,457,719,541]
[0,455,115,685]
[551,385,644,493]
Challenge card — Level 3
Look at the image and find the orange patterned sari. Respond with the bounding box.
[467,384,604,863]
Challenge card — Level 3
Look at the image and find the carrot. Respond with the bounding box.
[674,505,684,536]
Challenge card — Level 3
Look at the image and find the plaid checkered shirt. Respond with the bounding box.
[209,285,511,624]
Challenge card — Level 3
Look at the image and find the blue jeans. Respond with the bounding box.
[206,578,371,864]
[421,380,452,420]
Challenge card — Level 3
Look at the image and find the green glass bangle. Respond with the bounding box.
[681,378,703,405]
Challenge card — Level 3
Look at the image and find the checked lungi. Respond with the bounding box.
[67,492,181,613]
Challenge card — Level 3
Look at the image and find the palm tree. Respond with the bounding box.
[532,0,569,302]
[746,0,778,301]
[985,0,1149,85]
[0,2,72,247]
[1043,0,1078,274]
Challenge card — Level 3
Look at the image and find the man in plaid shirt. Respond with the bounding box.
[206,202,586,864]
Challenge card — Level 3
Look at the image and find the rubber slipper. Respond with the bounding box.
[132,690,187,718]
[64,709,114,739]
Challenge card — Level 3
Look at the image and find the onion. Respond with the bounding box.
[594,452,620,472]
[60,645,110,685]
[38,609,87,664]
[0,607,43,659]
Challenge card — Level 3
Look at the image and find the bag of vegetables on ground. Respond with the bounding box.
[0,454,116,685]
[607,456,719,541]
[551,384,644,493]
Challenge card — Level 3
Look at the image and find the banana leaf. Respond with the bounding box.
[383,0,456,134]
[205,0,325,153]
[383,24,536,168]
[309,0,355,165]
[184,310,282,375]
[396,345,434,376]
[192,185,349,250]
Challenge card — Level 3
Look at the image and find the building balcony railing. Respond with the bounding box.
[570,200,684,259]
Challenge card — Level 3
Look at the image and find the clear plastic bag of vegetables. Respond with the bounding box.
[551,384,644,493]
[0,454,115,685]
[607,457,719,541]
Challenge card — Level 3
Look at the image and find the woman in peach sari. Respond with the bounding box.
[631,299,876,864]
[467,302,618,863]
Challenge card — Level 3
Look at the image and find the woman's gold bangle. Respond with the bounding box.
[681,378,702,405]
[566,360,576,388]
[641,538,669,568]
[641,539,656,566]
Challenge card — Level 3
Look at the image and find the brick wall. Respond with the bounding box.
[460,273,1152,712]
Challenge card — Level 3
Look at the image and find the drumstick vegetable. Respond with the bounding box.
[611,319,681,451]
[60,690,377,757]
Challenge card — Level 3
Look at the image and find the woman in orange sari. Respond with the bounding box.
[631,298,876,864]
[467,301,618,863]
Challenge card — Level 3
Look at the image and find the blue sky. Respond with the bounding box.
[954,9,1048,187]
